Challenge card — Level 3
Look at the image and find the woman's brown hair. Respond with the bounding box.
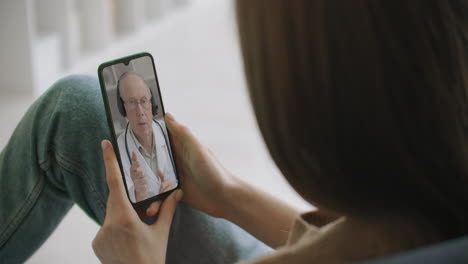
[237,0,468,239]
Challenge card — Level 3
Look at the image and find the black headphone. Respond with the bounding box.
[116,72,159,117]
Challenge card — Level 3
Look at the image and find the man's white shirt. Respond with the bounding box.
[117,119,177,203]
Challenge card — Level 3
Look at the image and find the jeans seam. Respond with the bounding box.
[0,174,45,249]
[53,150,106,218]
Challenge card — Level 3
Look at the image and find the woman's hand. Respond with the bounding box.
[93,140,183,264]
[165,113,237,218]
[165,113,302,248]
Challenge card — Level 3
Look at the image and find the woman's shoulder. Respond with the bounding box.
[240,213,346,264]
[241,212,442,264]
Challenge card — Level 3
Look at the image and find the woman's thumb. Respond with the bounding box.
[151,190,183,232]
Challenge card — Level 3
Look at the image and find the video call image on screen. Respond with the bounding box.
[101,56,178,203]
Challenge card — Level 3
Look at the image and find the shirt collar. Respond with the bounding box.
[129,127,155,158]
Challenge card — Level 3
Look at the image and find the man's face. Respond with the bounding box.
[120,73,153,138]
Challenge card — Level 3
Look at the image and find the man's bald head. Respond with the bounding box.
[118,72,151,100]
[118,71,155,139]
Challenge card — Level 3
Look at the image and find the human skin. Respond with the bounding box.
[119,73,154,153]
[161,113,302,248]
[120,73,173,200]
[130,151,149,201]
[92,140,183,264]
[94,112,302,263]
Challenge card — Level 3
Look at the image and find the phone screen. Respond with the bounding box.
[98,53,179,206]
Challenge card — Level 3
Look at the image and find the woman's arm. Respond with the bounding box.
[165,113,302,248]
[223,177,301,248]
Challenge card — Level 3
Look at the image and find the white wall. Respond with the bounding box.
[0,1,314,263]
[0,1,35,94]
[0,0,191,96]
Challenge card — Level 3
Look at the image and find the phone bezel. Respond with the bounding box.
[97,52,180,208]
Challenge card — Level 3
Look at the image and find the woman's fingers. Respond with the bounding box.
[102,141,127,201]
[152,190,183,233]
[165,113,201,149]
[146,200,162,217]
[101,140,135,217]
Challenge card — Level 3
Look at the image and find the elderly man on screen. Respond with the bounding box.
[116,72,177,203]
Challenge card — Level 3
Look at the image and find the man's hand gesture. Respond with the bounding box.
[131,151,148,201]
[158,169,174,194]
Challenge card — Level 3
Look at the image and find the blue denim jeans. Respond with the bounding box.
[0,75,271,263]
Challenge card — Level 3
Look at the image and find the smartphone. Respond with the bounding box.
[98,52,179,208]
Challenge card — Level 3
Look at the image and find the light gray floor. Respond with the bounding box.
[0,1,313,263]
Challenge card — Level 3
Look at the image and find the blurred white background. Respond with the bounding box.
[0,0,313,263]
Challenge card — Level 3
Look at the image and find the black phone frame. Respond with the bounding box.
[97,52,180,208]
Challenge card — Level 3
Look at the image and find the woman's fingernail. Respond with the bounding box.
[101,140,109,151]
